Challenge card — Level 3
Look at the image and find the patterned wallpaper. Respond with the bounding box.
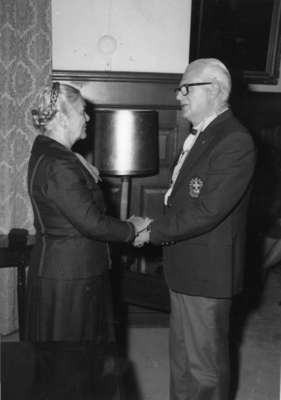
[0,0,52,334]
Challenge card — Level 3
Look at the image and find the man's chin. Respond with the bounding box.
[181,107,190,119]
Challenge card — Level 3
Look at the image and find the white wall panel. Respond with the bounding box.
[52,0,191,73]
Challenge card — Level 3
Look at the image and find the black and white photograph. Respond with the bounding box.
[1,1,281,399]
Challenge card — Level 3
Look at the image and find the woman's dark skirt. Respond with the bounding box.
[24,271,115,342]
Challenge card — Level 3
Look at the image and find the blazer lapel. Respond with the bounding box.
[170,110,233,198]
[183,130,210,169]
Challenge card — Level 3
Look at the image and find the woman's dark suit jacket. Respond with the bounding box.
[150,110,256,298]
[28,135,134,280]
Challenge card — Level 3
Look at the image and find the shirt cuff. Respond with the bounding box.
[125,221,136,242]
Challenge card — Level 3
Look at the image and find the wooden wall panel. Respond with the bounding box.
[140,186,167,218]
[159,128,176,167]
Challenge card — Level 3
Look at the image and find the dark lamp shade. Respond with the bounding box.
[93,109,159,176]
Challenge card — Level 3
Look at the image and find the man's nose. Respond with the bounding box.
[176,91,182,101]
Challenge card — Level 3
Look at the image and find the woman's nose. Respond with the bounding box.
[85,112,90,122]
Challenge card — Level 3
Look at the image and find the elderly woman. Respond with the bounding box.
[25,82,143,342]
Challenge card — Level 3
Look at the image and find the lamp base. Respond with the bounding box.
[120,176,131,220]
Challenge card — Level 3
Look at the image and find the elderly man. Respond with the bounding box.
[132,58,256,400]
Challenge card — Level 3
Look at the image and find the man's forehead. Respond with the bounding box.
[180,67,201,85]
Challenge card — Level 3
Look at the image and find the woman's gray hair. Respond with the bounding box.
[31,82,82,132]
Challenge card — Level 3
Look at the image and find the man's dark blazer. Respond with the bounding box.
[28,135,134,280]
[150,110,256,298]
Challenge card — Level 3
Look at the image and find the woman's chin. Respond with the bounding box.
[80,131,87,140]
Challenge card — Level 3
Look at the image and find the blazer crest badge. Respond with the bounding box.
[189,177,204,198]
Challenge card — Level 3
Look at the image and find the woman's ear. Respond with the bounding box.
[56,110,68,129]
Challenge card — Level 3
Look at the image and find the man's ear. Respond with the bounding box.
[210,79,220,98]
[208,79,221,100]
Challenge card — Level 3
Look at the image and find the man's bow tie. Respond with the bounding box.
[190,128,197,135]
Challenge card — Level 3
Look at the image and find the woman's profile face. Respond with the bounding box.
[67,99,89,146]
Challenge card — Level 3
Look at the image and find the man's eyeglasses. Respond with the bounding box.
[174,82,212,96]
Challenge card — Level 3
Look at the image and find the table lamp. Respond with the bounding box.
[93,109,159,220]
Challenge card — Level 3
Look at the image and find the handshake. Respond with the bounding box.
[127,215,152,248]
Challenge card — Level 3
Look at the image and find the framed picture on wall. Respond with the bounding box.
[190,0,281,84]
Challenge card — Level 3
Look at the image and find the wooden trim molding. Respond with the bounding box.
[92,104,180,111]
[52,70,181,84]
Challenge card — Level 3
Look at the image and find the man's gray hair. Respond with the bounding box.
[192,58,232,103]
